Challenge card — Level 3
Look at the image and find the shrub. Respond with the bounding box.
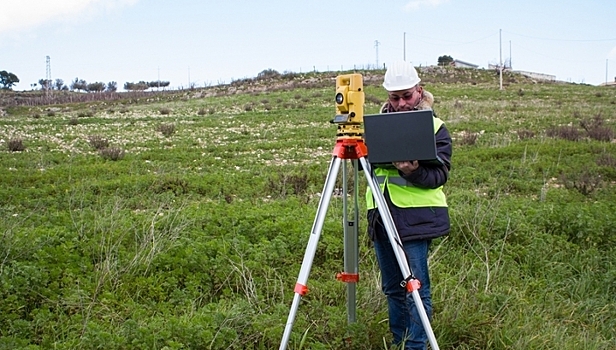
[78,111,94,118]
[560,170,602,196]
[546,125,581,141]
[517,129,535,140]
[68,117,79,125]
[266,172,310,198]
[159,107,171,115]
[596,153,616,167]
[458,131,479,146]
[157,123,176,137]
[99,147,125,161]
[580,115,613,142]
[7,137,25,152]
[366,95,381,105]
[88,135,109,150]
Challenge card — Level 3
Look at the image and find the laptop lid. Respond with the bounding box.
[363,109,437,165]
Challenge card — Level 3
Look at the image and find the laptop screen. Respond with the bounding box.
[363,110,437,165]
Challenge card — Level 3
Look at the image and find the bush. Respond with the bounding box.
[99,147,125,161]
[458,131,479,146]
[88,135,109,150]
[7,138,25,152]
[546,125,581,141]
[158,123,176,137]
[159,107,171,115]
[580,115,614,142]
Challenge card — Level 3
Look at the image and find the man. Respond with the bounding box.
[366,61,452,350]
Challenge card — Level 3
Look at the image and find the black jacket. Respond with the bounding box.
[367,91,452,242]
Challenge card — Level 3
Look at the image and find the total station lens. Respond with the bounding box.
[335,93,344,105]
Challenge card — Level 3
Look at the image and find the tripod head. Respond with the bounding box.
[333,74,365,139]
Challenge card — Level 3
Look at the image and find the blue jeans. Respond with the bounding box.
[374,238,432,350]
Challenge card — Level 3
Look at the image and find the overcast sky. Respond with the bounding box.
[2,0,616,91]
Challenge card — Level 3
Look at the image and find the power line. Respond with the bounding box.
[503,30,616,42]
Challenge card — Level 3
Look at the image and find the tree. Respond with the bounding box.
[124,81,149,91]
[54,79,66,91]
[106,81,117,92]
[148,81,170,89]
[0,70,20,89]
[437,55,454,66]
[38,78,51,90]
[86,82,106,93]
[70,78,88,92]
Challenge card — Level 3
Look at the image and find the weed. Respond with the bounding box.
[68,117,79,125]
[159,107,171,115]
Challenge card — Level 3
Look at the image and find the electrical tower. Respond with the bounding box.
[45,56,52,96]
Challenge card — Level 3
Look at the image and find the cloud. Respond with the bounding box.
[404,0,450,12]
[0,0,139,35]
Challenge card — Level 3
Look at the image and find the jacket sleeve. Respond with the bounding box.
[400,124,452,189]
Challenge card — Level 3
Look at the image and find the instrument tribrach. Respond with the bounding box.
[279,74,440,350]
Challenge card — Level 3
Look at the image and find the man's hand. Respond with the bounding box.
[393,160,419,175]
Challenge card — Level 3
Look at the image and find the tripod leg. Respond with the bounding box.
[359,157,440,350]
[342,160,359,323]
[279,156,342,350]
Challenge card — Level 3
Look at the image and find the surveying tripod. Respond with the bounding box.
[279,74,439,350]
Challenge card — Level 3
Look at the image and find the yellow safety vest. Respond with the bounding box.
[366,117,447,209]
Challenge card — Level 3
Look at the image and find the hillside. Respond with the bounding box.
[1,67,615,349]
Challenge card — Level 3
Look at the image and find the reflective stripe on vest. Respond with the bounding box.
[366,117,447,209]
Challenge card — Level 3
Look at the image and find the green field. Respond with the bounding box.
[1,68,615,349]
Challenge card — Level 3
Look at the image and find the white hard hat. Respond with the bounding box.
[382,61,421,91]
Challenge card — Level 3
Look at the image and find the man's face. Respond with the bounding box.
[387,86,422,112]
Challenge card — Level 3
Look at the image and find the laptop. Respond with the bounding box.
[363,109,438,165]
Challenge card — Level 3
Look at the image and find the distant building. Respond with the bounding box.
[514,70,556,82]
[451,59,479,69]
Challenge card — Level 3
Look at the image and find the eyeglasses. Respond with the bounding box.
[388,88,417,102]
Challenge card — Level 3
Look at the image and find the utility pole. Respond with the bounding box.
[499,29,503,90]
[374,40,380,69]
[403,32,406,61]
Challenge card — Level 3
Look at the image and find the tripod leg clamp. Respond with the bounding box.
[336,272,359,283]
[401,278,421,292]
[294,283,309,296]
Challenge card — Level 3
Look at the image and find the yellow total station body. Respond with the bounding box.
[334,74,365,139]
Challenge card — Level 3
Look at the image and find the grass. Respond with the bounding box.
[0,68,615,349]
